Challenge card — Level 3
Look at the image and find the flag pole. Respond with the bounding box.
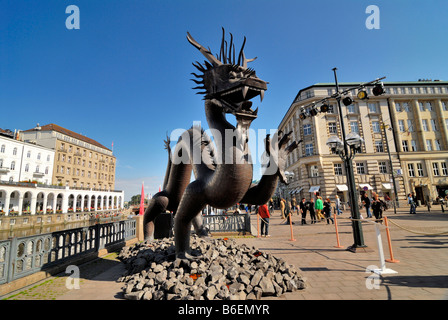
[139,182,145,216]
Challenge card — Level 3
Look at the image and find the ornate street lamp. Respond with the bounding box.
[328,68,369,252]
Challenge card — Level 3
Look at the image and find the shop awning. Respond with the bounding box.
[382,183,392,190]
[293,187,303,194]
[336,185,348,191]
[309,186,320,193]
[359,184,373,190]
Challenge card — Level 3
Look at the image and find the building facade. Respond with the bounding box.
[278,80,448,206]
[21,124,116,191]
[0,131,55,185]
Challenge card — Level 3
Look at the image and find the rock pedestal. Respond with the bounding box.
[117,236,306,300]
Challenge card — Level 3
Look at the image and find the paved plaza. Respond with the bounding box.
[2,205,448,301]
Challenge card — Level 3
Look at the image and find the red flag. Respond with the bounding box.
[139,182,144,216]
[159,185,161,192]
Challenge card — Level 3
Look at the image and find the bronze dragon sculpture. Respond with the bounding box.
[144,29,298,259]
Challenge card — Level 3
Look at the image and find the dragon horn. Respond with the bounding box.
[187,32,222,67]
[237,36,246,66]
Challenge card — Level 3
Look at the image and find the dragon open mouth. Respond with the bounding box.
[219,78,267,119]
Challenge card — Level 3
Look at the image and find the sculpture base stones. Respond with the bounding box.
[117,235,305,300]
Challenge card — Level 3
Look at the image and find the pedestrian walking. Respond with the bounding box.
[371,195,385,223]
[307,198,317,224]
[315,196,324,220]
[299,198,308,225]
[323,198,334,224]
[408,192,416,214]
[335,195,342,215]
[258,203,270,237]
[280,198,286,219]
[361,192,372,218]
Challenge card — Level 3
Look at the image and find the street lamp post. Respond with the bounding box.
[297,68,385,251]
[329,67,367,251]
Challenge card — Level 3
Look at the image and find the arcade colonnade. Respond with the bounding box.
[0,184,124,216]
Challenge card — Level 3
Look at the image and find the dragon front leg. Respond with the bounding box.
[173,180,208,259]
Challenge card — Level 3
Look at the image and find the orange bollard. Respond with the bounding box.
[334,215,344,248]
[289,211,296,241]
[257,214,261,238]
[383,216,400,263]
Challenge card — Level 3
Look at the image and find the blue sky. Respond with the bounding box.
[1,0,447,200]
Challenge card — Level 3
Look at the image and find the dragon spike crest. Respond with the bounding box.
[186,27,257,69]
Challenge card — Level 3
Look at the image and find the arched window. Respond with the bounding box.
[0,145,5,153]
[25,164,30,172]
[10,161,15,170]
[13,147,17,155]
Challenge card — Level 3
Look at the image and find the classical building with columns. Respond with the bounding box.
[278,80,448,205]
[0,183,124,216]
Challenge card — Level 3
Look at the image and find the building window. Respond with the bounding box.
[402,140,409,152]
[441,162,448,176]
[372,121,381,133]
[398,120,405,132]
[0,145,4,153]
[350,121,359,133]
[310,165,319,177]
[368,103,378,113]
[356,162,366,174]
[379,161,387,174]
[411,140,418,151]
[25,164,29,172]
[435,140,442,151]
[403,103,410,112]
[13,147,17,155]
[432,163,440,176]
[408,163,415,177]
[375,141,384,152]
[10,161,15,170]
[419,102,425,111]
[303,124,312,136]
[27,151,31,158]
[47,155,50,161]
[422,119,429,131]
[426,102,433,111]
[347,104,356,114]
[395,102,402,112]
[416,163,424,177]
[430,119,437,131]
[305,143,313,156]
[426,139,433,151]
[442,101,448,111]
[407,120,414,132]
[36,165,40,173]
[334,163,343,175]
[45,167,49,174]
[328,122,337,134]
[37,153,41,160]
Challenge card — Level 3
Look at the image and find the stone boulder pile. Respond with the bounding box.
[117,236,305,300]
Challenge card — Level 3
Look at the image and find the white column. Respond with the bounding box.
[3,191,10,216]
[42,193,48,214]
[18,194,24,216]
[30,195,37,215]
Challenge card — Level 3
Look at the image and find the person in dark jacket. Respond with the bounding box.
[323,198,334,224]
[299,198,308,225]
[307,198,317,224]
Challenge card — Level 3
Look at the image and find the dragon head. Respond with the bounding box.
[187,28,267,121]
